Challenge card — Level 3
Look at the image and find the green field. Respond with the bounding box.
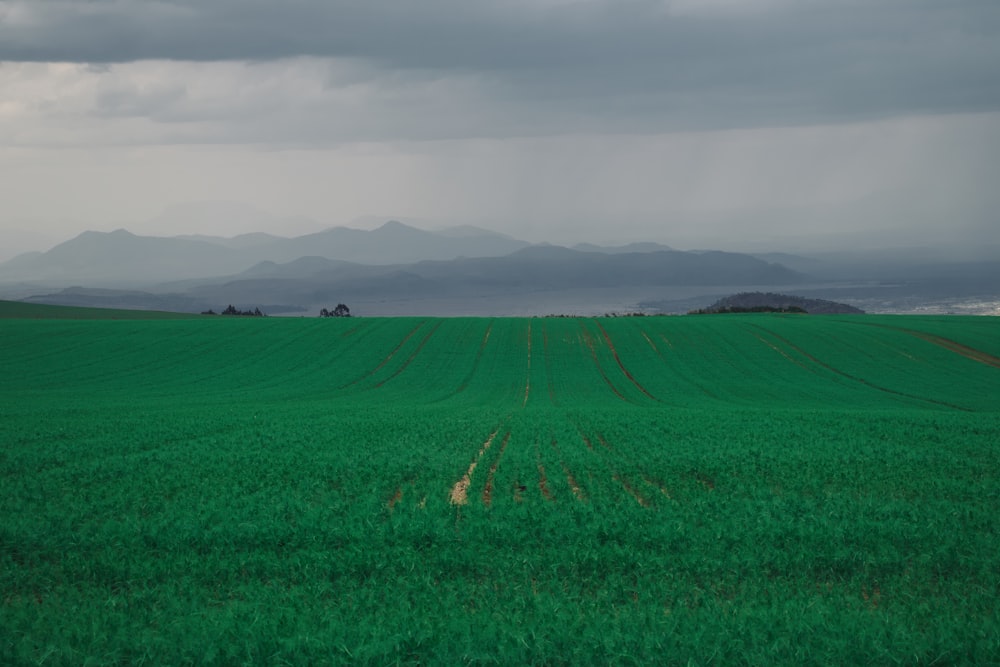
[3,313,1000,665]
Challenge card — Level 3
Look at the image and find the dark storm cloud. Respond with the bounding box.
[2,0,1000,132]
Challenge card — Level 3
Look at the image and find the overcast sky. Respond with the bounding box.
[1,0,999,258]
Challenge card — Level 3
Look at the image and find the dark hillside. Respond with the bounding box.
[698,292,865,314]
[0,299,199,320]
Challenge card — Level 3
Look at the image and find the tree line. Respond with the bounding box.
[201,305,266,317]
[319,304,351,318]
[200,303,352,317]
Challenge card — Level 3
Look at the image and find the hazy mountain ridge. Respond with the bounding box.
[2,220,997,316]
[573,242,675,254]
[0,221,532,284]
[0,229,248,284]
[181,247,801,304]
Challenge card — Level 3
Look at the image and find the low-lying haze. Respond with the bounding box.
[1,0,999,258]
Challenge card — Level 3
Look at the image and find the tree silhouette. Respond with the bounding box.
[221,304,265,316]
[320,304,351,317]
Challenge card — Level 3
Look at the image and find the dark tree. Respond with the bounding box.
[333,303,351,318]
[220,304,266,316]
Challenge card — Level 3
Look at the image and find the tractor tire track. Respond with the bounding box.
[639,328,717,400]
[614,473,652,507]
[374,321,443,388]
[907,332,1000,369]
[594,320,659,401]
[751,331,811,371]
[482,432,512,506]
[455,319,495,394]
[535,437,555,501]
[578,321,626,401]
[549,432,586,501]
[339,321,425,389]
[641,331,659,353]
[457,320,495,391]
[576,427,653,508]
[449,424,505,506]
[751,324,972,411]
[848,321,1000,370]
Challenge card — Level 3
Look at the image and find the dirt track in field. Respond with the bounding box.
[455,320,495,394]
[614,473,651,507]
[594,321,658,401]
[482,432,512,506]
[449,427,503,506]
[842,319,1000,370]
[752,324,971,412]
[752,332,810,370]
[375,322,443,388]
[550,437,586,501]
[340,321,424,388]
[905,331,1000,369]
[578,322,626,401]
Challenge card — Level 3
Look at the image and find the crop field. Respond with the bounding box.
[2,312,1000,665]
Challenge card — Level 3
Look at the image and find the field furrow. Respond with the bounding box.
[454,319,495,393]
[339,320,425,388]
[896,327,1000,369]
[374,321,443,388]
[754,324,972,411]
[594,320,659,401]
[577,321,627,401]
[449,424,505,506]
[482,432,512,506]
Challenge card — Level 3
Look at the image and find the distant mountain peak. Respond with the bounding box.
[436,225,518,240]
[74,228,137,240]
[377,220,413,231]
[573,241,675,254]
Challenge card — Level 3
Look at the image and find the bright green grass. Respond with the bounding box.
[2,314,1000,665]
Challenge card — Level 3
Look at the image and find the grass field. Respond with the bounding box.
[2,311,1000,665]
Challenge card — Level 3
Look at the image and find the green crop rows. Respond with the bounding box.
[2,313,999,665]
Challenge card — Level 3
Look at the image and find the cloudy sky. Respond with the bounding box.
[1,0,999,257]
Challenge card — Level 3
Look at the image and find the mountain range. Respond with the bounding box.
[1,220,997,316]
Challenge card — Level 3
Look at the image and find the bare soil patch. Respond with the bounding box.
[449,427,502,506]
[907,331,1000,369]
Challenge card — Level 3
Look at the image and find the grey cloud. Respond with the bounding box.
[93,82,187,119]
[2,0,999,135]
